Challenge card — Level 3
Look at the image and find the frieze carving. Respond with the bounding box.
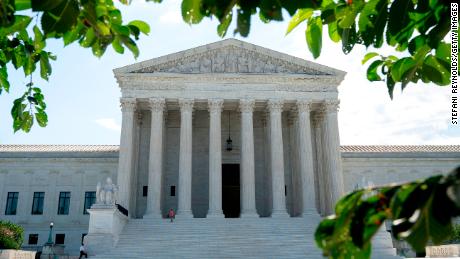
[120,98,137,112]
[267,99,284,113]
[208,99,224,113]
[239,99,255,113]
[133,46,328,75]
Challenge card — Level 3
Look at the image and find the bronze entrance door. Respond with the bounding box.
[222,164,240,218]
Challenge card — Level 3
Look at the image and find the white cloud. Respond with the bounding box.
[95,118,121,132]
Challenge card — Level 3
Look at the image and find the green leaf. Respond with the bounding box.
[341,23,357,54]
[112,25,130,37]
[120,36,139,58]
[0,15,32,36]
[128,20,150,35]
[63,22,83,46]
[112,37,124,54]
[35,111,48,127]
[41,0,79,34]
[286,8,313,35]
[367,60,384,81]
[31,0,63,11]
[39,52,52,80]
[435,42,451,64]
[109,10,122,25]
[12,44,26,69]
[391,57,416,82]
[15,0,31,10]
[327,22,340,42]
[0,66,10,93]
[362,52,379,64]
[181,0,204,24]
[80,27,96,48]
[96,21,111,36]
[217,12,232,37]
[387,0,414,46]
[422,55,450,85]
[33,25,45,51]
[235,8,251,37]
[386,72,395,99]
[358,0,388,47]
[305,16,322,59]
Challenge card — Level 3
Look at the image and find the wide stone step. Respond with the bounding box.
[91,218,398,259]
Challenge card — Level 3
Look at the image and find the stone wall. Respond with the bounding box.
[1,147,459,255]
[0,152,118,255]
[341,152,460,191]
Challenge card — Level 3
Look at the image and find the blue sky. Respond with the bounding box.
[0,0,458,145]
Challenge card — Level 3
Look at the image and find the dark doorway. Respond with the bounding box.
[222,164,240,218]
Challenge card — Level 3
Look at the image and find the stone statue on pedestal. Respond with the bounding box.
[96,177,118,205]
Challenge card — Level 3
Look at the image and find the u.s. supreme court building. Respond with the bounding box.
[1,39,459,258]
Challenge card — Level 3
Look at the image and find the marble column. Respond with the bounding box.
[240,99,259,218]
[207,99,224,218]
[117,98,137,215]
[297,100,319,217]
[324,99,344,213]
[177,99,194,218]
[144,98,165,218]
[268,99,289,217]
[313,111,328,216]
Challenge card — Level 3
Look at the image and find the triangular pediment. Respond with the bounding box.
[114,39,345,77]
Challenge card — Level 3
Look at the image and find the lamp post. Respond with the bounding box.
[45,222,54,245]
[226,111,233,151]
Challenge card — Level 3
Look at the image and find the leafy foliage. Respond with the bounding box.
[179,0,450,99]
[0,0,150,132]
[315,167,460,258]
[0,220,24,249]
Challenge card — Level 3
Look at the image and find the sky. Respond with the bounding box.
[0,0,458,145]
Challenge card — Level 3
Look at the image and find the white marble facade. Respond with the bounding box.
[113,39,347,219]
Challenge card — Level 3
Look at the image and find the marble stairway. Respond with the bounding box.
[91,217,398,259]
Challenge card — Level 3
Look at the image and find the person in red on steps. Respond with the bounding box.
[168,208,175,222]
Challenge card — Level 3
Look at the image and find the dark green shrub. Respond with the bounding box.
[0,220,24,249]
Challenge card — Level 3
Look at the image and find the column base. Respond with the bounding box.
[175,210,194,219]
[206,211,224,218]
[271,210,290,218]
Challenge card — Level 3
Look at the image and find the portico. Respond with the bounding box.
[113,39,346,218]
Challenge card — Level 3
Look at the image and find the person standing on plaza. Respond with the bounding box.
[79,243,88,258]
[168,208,175,222]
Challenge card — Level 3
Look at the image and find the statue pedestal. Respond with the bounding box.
[84,204,128,256]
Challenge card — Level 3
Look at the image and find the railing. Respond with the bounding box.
[116,203,128,217]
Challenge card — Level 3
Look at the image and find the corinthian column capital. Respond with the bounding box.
[267,99,284,113]
[239,99,255,113]
[148,98,165,112]
[324,99,340,113]
[297,99,313,113]
[120,98,137,112]
[179,99,194,112]
[208,99,224,113]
